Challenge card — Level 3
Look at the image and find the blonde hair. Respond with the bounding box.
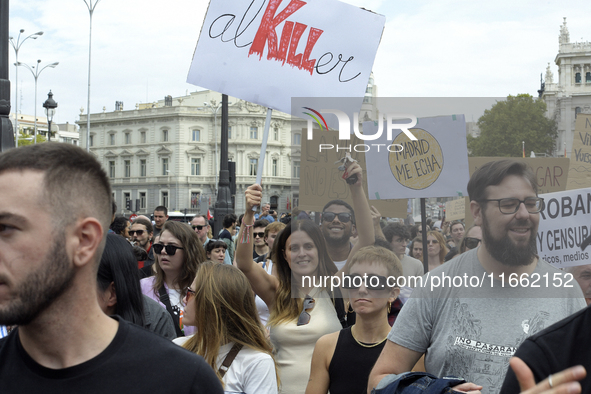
[182,262,279,387]
[344,245,402,280]
[427,231,449,263]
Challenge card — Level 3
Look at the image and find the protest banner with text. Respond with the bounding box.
[567,114,591,190]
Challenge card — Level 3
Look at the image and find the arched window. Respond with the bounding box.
[575,72,581,83]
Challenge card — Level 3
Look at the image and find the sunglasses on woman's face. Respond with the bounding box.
[464,237,481,249]
[152,243,184,256]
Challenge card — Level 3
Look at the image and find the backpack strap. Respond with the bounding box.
[218,343,243,378]
[331,286,349,328]
[158,286,184,337]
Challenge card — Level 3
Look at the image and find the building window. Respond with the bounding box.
[124,160,131,178]
[587,72,591,83]
[162,191,169,208]
[576,107,582,119]
[109,134,115,145]
[250,127,258,139]
[228,126,232,139]
[192,129,200,141]
[89,135,94,147]
[250,159,258,176]
[575,72,582,84]
[293,133,301,145]
[140,159,146,177]
[162,158,169,175]
[139,192,146,209]
[191,192,200,209]
[125,132,131,144]
[272,159,278,176]
[191,158,201,175]
[141,131,146,143]
[109,161,115,178]
[162,129,169,142]
[293,161,300,178]
[274,127,278,140]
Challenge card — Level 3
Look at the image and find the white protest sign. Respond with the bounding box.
[187,0,385,116]
[364,115,470,199]
[537,187,591,268]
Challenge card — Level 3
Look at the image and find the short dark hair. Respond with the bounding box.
[223,213,237,228]
[373,237,394,252]
[205,239,228,254]
[97,234,145,326]
[382,223,409,244]
[254,219,269,228]
[0,143,112,257]
[133,217,153,235]
[467,160,537,203]
[110,216,129,236]
[450,221,465,232]
[322,200,355,224]
[154,206,168,215]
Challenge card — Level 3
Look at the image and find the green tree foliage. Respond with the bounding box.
[467,94,557,157]
[16,134,47,147]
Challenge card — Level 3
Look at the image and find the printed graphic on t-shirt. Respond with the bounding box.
[442,301,550,394]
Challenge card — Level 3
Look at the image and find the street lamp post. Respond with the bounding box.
[18,60,59,143]
[203,100,222,197]
[9,29,43,147]
[43,91,57,141]
[83,0,101,152]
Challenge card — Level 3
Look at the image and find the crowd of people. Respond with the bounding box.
[0,143,590,394]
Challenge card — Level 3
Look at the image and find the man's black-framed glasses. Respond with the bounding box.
[297,295,315,326]
[153,243,184,255]
[322,212,352,223]
[481,197,544,214]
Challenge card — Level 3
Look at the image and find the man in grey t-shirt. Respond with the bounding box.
[368,160,586,394]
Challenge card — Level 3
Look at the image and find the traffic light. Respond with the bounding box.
[126,199,132,211]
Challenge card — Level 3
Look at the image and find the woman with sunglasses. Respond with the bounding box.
[458,224,482,254]
[141,221,206,336]
[235,162,374,393]
[426,231,449,272]
[174,262,279,393]
[206,239,228,264]
[305,246,401,394]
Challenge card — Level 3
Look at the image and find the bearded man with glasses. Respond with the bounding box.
[368,160,586,394]
[320,200,356,271]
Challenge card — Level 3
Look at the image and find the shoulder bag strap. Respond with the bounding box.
[158,286,184,337]
[218,343,244,378]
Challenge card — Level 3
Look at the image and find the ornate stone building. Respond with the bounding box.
[541,18,591,157]
[77,90,304,216]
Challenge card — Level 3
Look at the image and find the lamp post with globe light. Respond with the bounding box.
[18,59,58,143]
[43,91,57,141]
[9,29,43,147]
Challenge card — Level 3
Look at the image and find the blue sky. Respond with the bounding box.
[8,0,589,125]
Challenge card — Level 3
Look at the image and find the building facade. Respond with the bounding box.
[542,18,591,157]
[77,90,304,217]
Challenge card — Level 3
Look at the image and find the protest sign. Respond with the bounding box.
[537,188,591,268]
[567,114,591,190]
[445,198,465,221]
[187,0,385,116]
[364,115,470,200]
[299,127,407,218]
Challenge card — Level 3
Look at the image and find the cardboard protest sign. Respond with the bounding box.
[445,198,465,221]
[187,0,385,116]
[537,188,591,268]
[364,115,470,200]
[299,127,407,218]
[463,157,571,227]
[567,114,591,190]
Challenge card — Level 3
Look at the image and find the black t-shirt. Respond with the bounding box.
[500,305,591,394]
[0,317,223,394]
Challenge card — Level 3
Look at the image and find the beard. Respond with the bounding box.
[0,232,75,326]
[321,224,352,247]
[482,213,537,267]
